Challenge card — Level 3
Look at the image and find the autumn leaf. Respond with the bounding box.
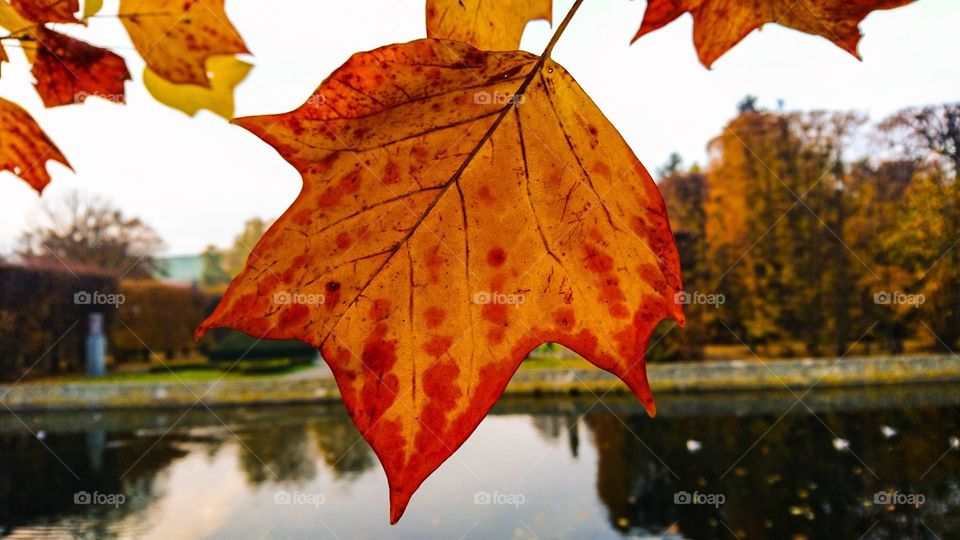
[9,0,79,23]
[634,0,914,68]
[0,2,37,62]
[119,0,249,87]
[142,55,252,119]
[0,41,7,75]
[82,0,102,18]
[31,27,130,107]
[197,35,684,522]
[0,96,71,192]
[426,0,551,50]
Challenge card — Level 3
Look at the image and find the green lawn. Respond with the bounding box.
[33,360,317,384]
[520,355,594,370]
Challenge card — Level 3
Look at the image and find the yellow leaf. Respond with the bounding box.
[83,0,103,18]
[143,55,252,119]
[0,2,36,62]
[426,0,551,50]
[119,0,249,87]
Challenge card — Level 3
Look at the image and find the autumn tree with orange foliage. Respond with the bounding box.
[0,0,251,192]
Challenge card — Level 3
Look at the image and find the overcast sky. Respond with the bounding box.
[1,0,957,255]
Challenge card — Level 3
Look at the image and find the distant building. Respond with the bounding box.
[156,255,203,286]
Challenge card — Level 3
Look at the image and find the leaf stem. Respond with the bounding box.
[542,0,585,60]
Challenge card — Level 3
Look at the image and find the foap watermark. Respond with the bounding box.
[473,290,525,306]
[74,290,125,309]
[473,91,524,106]
[874,491,925,508]
[273,291,325,305]
[74,91,125,105]
[273,490,325,507]
[874,291,925,307]
[674,291,725,309]
[674,490,725,508]
[74,491,125,508]
[473,490,526,508]
[306,94,326,107]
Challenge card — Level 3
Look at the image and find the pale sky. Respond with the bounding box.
[1,0,957,255]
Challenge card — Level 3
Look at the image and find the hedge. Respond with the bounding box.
[0,262,118,381]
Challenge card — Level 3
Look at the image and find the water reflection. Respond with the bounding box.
[1,385,958,539]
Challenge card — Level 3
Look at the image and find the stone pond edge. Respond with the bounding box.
[1,354,958,412]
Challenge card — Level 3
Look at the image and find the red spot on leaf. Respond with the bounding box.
[611,303,630,318]
[423,335,452,357]
[335,232,352,250]
[478,185,495,204]
[486,247,506,267]
[592,160,610,177]
[412,145,429,162]
[424,306,446,328]
[319,172,362,207]
[360,324,399,424]
[425,245,445,283]
[487,327,505,344]
[383,160,401,185]
[279,303,309,326]
[584,244,614,273]
[481,303,508,327]
[600,275,626,305]
[553,308,575,328]
[370,299,391,321]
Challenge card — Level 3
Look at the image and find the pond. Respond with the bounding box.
[2,384,959,539]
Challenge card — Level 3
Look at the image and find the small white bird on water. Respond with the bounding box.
[880,425,897,439]
[832,437,850,452]
[686,439,702,453]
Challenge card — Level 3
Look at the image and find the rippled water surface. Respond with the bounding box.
[2,385,959,539]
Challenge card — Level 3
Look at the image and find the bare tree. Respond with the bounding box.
[17,191,165,279]
[880,103,960,174]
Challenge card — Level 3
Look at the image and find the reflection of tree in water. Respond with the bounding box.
[584,404,960,539]
[234,411,375,485]
[0,430,191,538]
[236,424,318,485]
[531,414,580,459]
[307,416,374,479]
[0,410,376,537]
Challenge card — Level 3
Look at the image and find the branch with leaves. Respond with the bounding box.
[0,0,250,192]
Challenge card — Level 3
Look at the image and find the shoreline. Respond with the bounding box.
[1,354,958,412]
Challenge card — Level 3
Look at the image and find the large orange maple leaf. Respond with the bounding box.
[197,38,684,522]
